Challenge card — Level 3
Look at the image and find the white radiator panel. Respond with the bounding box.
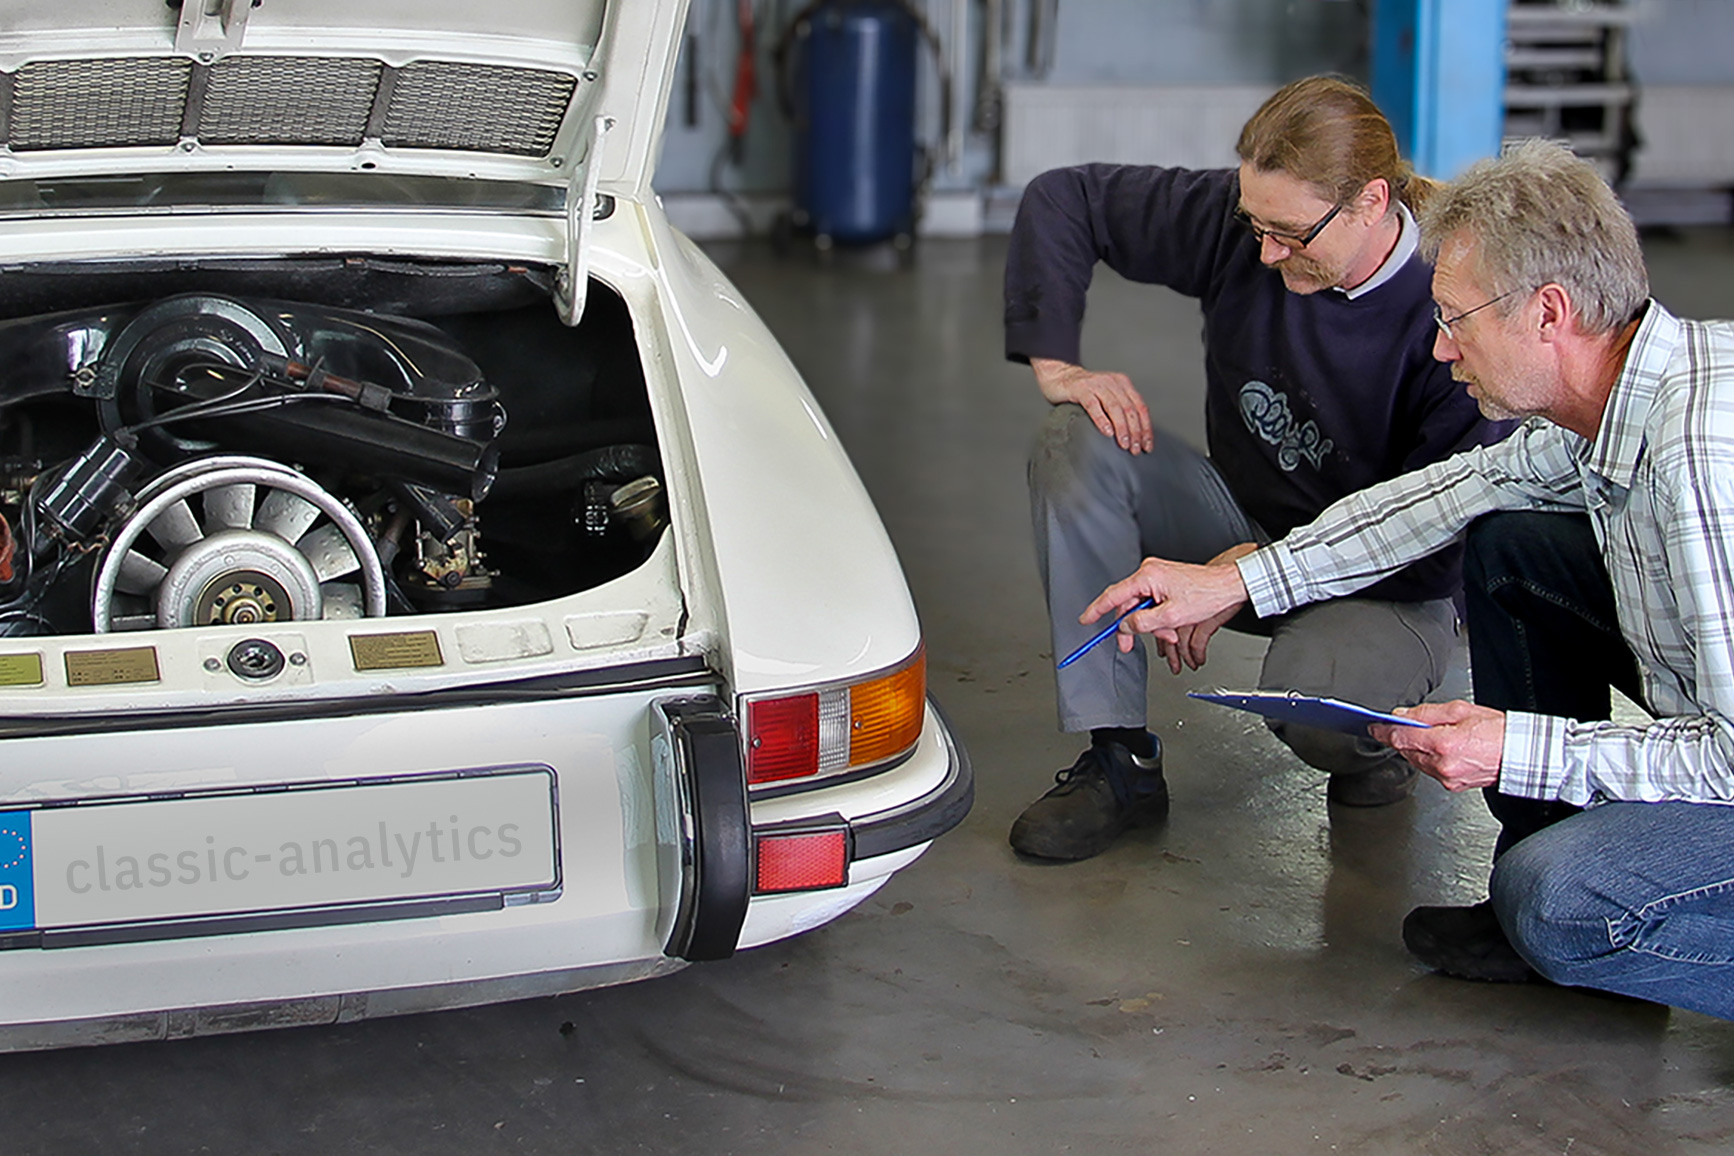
[1001,84,1276,186]
[1629,86,1734,185]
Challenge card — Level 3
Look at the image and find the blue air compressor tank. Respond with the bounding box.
[790,0,919,245]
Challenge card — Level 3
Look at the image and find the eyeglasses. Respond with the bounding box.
[1235,201,1344,250]
[1433,290,1521,340]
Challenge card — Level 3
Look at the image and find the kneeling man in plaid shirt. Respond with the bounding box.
[1085,138,1734,1018]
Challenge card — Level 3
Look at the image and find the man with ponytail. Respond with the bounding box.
[1005,76,1511,860]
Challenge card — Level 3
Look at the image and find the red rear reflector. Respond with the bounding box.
[754,829,849,893]
[746,693,819,784]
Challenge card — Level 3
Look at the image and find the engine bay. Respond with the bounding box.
[0,276,664,638]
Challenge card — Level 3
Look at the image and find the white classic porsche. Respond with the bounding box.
[0,0,970,1048]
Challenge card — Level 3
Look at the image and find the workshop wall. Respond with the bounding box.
[651,0,1734,233]
[653,0,1363,200]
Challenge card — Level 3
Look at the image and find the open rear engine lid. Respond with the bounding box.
[0,0,687,208]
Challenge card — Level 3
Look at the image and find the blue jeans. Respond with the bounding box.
[1492,801,1734,1019]
[1462,511,1641,855]
[1467,512,1734,1016]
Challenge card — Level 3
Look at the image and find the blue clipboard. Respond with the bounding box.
[1187,689,1430,735]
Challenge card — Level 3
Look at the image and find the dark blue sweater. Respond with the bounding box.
[1005,163,1509,604]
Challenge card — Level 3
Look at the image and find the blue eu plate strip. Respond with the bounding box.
[0,812,35,932]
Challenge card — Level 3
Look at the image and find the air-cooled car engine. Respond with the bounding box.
[0,293,663,636]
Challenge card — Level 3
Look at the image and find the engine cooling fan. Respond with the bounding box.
[91,456,387,632]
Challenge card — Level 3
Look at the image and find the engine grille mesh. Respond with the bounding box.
[3,55,577,157]
[12,58,193,150]
[199,57,382,145]
[381,62,576,156]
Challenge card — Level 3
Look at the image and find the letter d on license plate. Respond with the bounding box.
[0,812,36,932]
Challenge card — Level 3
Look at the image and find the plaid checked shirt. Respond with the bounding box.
[1237,300,1734,807]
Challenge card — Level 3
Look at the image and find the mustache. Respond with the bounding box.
[1277,255,1324,276]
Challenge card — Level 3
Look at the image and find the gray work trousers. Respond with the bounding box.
[1029,404,1457,779]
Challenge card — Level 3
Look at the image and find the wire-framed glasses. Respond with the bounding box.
[1433,290,1521,339]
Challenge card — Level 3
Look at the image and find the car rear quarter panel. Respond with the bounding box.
[617,202,922,696]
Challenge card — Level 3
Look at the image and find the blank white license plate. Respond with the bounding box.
[0,768,558,943]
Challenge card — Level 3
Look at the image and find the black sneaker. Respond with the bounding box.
[1327,763,1418,806]
[1008,738,1168,861]
[1402,899,1538,983]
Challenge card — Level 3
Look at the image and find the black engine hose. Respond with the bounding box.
[488,444,659,499]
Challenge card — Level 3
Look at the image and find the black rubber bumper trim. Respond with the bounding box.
[849,695,973,861]
[660,697,751,962]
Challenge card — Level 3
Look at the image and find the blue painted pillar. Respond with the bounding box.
[1370,0,1507,179]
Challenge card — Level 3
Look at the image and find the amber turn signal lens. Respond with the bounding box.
[848,649,925,767]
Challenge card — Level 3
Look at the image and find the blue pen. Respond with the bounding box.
[1057,597,1156,669]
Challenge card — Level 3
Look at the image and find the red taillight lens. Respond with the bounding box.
[746,693,818,784]
[754,828,849,893]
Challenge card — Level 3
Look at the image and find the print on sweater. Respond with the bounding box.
[1239,380,1333,471]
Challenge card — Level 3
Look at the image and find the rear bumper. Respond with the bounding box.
[852,696,972,860]
[0,678,968,1043]
[0,711,967,1052]
[654,693,971,962]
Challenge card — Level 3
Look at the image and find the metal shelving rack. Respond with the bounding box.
[1503,0,1638,181]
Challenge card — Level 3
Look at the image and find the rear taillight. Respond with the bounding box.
[743,647,926,788]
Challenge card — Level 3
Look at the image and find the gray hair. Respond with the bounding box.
[1418,138,1647,335]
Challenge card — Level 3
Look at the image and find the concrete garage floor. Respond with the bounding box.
[9,228,1734,1154]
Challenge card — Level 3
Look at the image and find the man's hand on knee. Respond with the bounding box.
[1032,358,1154,455]
[1370,701,1505,791]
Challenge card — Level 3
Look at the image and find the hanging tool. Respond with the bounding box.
[727,0,757,165]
